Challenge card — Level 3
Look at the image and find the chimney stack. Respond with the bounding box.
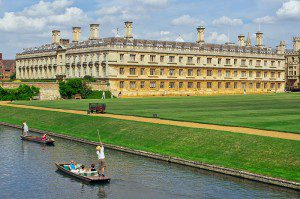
[124,21,133,39]
[72,27,81,43]
[246,32,251,47]
[255,31,263,48]
[276,41,286,55]
[89,24,100,40]
[238,34,245,47]
[52,30,61,44]
[293,37,300,52]
[196,26,205,44]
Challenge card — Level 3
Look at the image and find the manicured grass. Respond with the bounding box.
[0,106,299,182]
[13,93,300,133]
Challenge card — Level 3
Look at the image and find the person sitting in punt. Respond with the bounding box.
[79,165,85,174]
[41,134,47,141]
[90,164,96,172]
[69,161,77,172]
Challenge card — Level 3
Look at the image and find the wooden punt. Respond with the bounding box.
[55,163,110,183]
[20,135,55,145]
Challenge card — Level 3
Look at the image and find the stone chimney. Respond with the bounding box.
[89,24,100,40]
[72,27,81,43]
[293,37,300,52]
[52,30,61,44]
[124,21,133,39]
[196,26,205,44]
[246,32,251,47]
[276,41,286,55]
[255,31,263,48]
[238,34,245,47]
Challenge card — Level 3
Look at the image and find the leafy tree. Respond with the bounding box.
[10,72,16,80]
[59,78,92,99]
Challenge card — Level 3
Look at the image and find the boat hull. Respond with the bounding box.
[21,135,55,145]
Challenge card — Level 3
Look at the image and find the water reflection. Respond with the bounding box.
[0,126,299,199]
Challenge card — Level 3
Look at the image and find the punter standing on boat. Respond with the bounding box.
[22,121,29,136]
[96,142,106,177]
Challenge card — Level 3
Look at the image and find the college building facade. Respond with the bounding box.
[285,37,300,90]
[16,22,286,96]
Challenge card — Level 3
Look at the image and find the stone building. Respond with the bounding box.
[285,37,300,90]
[16,22,285,96]
[0,53,16,80]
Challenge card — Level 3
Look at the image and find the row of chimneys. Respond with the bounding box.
[51,21,299,52]
[52,21,133,44]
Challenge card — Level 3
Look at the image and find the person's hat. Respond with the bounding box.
[96,146,101,150]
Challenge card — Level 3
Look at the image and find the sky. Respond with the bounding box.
[0,0,299,58]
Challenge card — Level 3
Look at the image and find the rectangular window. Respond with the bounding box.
[218,58,221,64]
[249,60,253,66]
[169,82,175,88]
[160,81,164,88]
[169,69,175,76]
[207,70,212,76]
[264,61,267,66]
[226,70,230,77]
[278,83,281,88]
[160,56,164,62]
[242,82,246,89]
[271,61,275,66]
[256,71,261,77]
[271,72,275,78]
[226,82,231,88]
[197,82,201,89]
[207,82,212,88]
[169,56,175,63]
[160,69,164,76]
[234,59,237,65]
[140,55,145,62]
[130,68,136,75]
[271,83,275,89]
[278,72,281,78]
[226,59,230,65]
[150,68,156,75]
[130,54,136,61]
[150,55,156,62]
[179,69,183,76]
[119,68,124,75]
[264,83,267,89]
[249,71,253,77]
[130,81,136,89]
[150,81,156,88]
[218,82,222,88]
[241,71,246,77]
[234,70,238,77]
[120,54,124,61]
[197,57,201,64]
[140,81,145,88]
[140,68,145,75]
[179,56,183,63]
[234,82,238,89]
[218,70,222,77]
[197,69,201,76]
[188,82,193,88]
[256,60,261,66]
[207,58,212,64]
[188,57,193,63]
[179,82,183,88]
[188,69,193,76]
[241,59,246,66]
[249,83,253,88]
[256,83,261,89]
[264,72,268,77]
[119,81,124,88]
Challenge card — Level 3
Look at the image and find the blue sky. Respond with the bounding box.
[0,0,299,58]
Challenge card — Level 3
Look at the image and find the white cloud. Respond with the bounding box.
[0,12,47,32]
[253,16,275,24]
[212,16,243,26]
[276,0,300,19]
[207,32,229,44]
[0,0,87,32]
[125,0,169,7]
[171,15,203,26]
[97,6,122,15]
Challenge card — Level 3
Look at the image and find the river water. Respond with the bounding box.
[0,126,298,199]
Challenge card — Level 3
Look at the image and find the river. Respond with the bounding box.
[0,126,298,199]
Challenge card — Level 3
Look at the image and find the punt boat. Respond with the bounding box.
[21,135,55,145]
[55,163,110,183]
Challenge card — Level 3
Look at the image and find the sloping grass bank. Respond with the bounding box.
[12,93,300,133]
[0,106,299,182]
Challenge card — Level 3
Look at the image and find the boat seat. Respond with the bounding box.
[63,165,70,170]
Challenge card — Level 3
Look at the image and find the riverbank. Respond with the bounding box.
[0,106,299,186]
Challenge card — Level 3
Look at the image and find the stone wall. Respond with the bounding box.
[1,82,60,100]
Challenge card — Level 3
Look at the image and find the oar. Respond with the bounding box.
[97,129,102,143]
[96,129,110,177]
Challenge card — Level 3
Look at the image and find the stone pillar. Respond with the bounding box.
[196,26,205,44]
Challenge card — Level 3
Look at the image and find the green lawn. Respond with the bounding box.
[12,93,300,133]
[0,106,299,182]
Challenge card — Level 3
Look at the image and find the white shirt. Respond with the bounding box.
[23,124,28,132]
[96,146,105,159]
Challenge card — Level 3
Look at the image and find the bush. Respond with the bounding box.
[59,78,92,99]
[10,72,16,80]
[83,75,96,82]
[86,90,115,99]
[0,84,40,101]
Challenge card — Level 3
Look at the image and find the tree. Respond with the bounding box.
[59,78,92,99]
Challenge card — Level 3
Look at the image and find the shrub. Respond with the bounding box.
[0,84,40,101]
[83,75,96,82]
[86,90,115,99]
[59,78,92,99]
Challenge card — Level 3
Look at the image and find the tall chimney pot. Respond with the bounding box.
[238,34,245,47]
[89,24,100,40]
[72,27,81,43]
[52,30,61,44]
[124,21,133,39]
[255,31,263,48]
[196,26,205,44]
